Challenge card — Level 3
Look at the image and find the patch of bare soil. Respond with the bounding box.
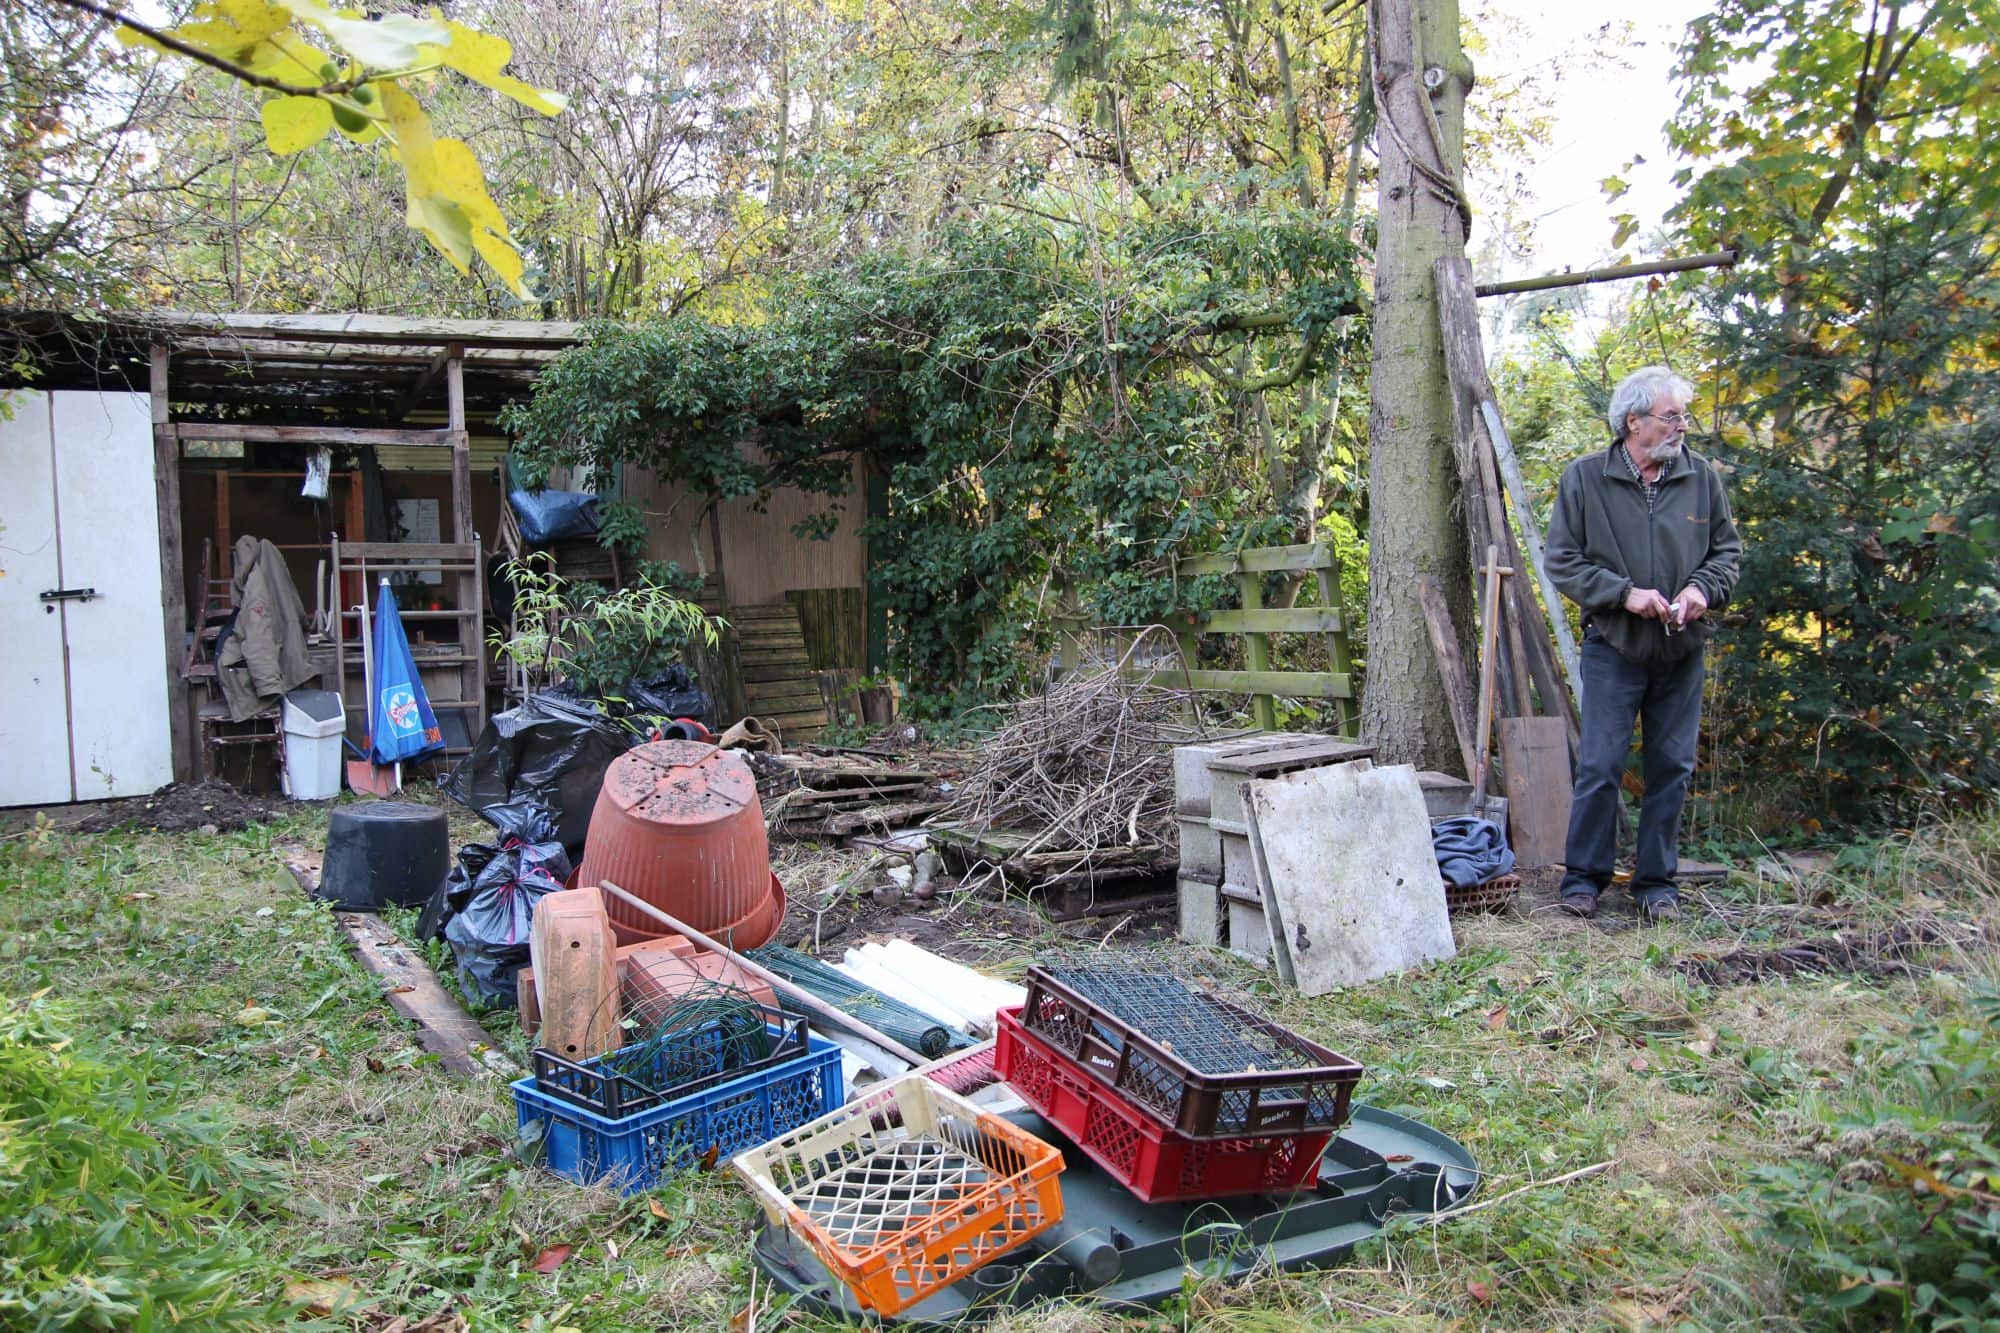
[69,780,289,833]
[1672,920,1956,985]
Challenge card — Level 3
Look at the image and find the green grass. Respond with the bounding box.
[1,796,1995,1329]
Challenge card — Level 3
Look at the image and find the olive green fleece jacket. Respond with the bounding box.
[1544,442,1744,666]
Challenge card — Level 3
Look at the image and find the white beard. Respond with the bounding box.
[1642,439,1682,464]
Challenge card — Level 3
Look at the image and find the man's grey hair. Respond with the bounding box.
[1607,367,1696,441]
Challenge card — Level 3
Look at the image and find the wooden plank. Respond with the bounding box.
[133,310,586,348]
[1498,716,1571,869]
[172,421,456,447]
[1485,399,1581,707]
[1316,558,1358,739]
[1436,256,1580,744]
[788,587,866,669]
[1124,668,1353,698]
[1472,548,1504,803]
[1177,542,1337,576]
[150,345,192,783]
[340,912,519,1078]
[740,660,816,683]
[1194,607,1345,635]
[336,541,478,560]
[1416,575,1480,780]
[1238,571,1277,731]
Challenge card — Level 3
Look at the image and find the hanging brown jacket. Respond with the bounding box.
[216,535,317,721]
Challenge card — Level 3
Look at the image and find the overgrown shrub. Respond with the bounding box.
[504,210,1367,713]
[1745,985,2000,1328]
[0,995,282,1329]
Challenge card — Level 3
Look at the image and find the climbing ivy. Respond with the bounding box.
[503,211,1366,712]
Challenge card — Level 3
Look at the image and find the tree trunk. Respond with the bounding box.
[1360,0,1477,771]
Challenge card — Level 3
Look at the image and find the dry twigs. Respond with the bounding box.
[938,655,1199,873]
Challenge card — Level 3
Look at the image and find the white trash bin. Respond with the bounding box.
[281,689,347,800]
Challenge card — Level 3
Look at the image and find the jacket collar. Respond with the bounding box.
[1602,439,1691,485]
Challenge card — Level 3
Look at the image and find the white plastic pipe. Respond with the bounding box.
[852,942,995,1034]
[838,951,980,1033]
[879,940,1027,1018]
[820,1028,910,1083]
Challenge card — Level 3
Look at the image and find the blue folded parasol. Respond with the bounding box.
[367,579,444,765]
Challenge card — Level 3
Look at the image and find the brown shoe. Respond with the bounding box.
[1558,890,1599,918]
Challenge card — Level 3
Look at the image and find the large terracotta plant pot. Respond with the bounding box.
[574,740,786,950]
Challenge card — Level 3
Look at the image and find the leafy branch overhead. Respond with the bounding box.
[68,0,566,297]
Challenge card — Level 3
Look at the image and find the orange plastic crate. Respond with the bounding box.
[730,1075,1065,1315]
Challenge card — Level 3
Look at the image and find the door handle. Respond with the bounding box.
[39,587,98,612]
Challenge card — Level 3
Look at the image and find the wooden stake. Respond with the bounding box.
[1471,546,1508,803]
[1417,575,1480,780]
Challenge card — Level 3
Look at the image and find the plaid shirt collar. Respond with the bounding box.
[1616,441,1680,512]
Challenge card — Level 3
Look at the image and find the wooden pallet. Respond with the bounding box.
[732,602,829,743]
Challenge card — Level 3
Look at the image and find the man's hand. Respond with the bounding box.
[1624,586,1672,621]
[1672,584,1710,627]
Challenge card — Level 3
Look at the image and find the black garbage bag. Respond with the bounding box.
[416,839,497,942]
[439,833,572,1006]
[443,693,629,856]
[624,665,712,726]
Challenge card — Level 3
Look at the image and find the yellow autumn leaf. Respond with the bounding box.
[379,83,527,297]
[433,138,528,295]
[119,0,289,66]
[259,95,334,153]
[422,16,567,117]
[245,28,334,85]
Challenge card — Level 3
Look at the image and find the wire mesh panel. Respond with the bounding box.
[1020,961,1363,1138]
[731,1076,1065,1316]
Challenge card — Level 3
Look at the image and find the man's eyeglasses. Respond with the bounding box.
[1645,411,1698,427]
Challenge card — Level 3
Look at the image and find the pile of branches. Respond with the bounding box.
[940,664,1199,858]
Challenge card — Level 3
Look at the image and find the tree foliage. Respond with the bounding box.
[1665,0,2000,820]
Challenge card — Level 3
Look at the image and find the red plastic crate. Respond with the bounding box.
[995,1008,1330,1203]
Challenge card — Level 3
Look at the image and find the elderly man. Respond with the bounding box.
[1543,366,1742,922]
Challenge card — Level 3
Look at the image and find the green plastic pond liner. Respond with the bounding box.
[745,945,975,1057]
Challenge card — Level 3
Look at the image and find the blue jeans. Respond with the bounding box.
[1560,634,1705,901]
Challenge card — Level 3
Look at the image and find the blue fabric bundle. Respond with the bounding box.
[1432,815,1516,888]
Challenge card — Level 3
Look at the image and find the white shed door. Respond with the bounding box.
[0,391,171,805]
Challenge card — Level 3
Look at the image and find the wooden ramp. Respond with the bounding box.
[732,603,830,743]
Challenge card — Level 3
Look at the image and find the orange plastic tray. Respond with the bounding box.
[730,1075,1064,1315]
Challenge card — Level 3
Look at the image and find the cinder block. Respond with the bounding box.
[1226,893,1273,966]
[1177,817,1222,880]
[1221,829,1256,888]
[1177,876,1224,946]
[1207,739,1377,825]
[1416,770,1476,819]
[1172,732,1278,816]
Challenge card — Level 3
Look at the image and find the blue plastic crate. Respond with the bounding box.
[514,1026,843,1195]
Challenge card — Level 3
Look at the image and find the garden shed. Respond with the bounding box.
[0,310,869,804]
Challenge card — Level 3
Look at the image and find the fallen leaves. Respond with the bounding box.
[285,1274,362,1316]
[531,1244,573,1274]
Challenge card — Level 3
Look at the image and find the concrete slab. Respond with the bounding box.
[1247,763,1455,995]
